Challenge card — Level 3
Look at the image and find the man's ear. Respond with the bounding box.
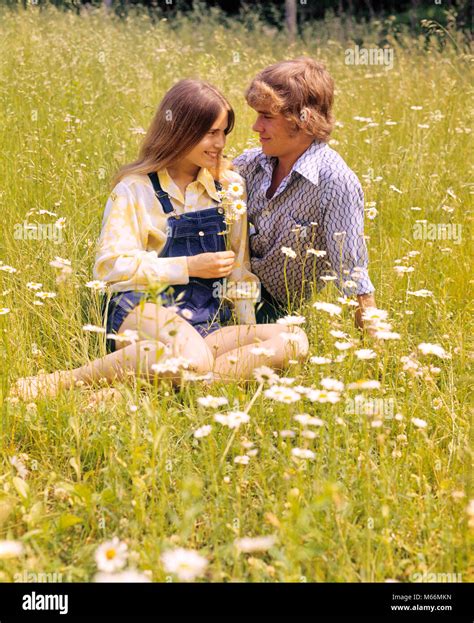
[299,107,311,126]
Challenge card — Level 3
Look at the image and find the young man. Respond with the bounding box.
[233,57,376,332]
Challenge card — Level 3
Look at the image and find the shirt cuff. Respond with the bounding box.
[140,252,190,286]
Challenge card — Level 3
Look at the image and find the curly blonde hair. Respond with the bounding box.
[245,57,334,142]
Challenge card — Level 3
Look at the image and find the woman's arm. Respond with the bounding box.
[93,179,190,290]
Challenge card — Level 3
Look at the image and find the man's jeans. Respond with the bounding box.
[255,283,287,324]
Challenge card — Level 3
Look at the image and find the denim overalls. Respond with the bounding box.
[101,171,232,353]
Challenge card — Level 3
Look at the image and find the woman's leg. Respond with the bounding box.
[11,303,215,400]
[203,323,309,383]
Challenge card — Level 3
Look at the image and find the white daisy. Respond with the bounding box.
[197,395,228,409]
[94,537,128,573]
[193,425,212,439]
[291,448,316,460]
[281,246,296,258]
[161,548,208,582]
[264,385,301,404]
[418,343,451,359]
[313,301,342,316]
[234,535,276,552]
[0,540,24,559]
[214,411,250,429]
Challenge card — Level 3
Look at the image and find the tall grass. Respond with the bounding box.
[0,5,472,582]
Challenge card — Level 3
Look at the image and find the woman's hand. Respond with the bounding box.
[187,251,235,279]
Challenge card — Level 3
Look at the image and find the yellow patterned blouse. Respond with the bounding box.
[93,166,259,325]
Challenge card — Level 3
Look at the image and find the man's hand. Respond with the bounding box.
[355,292,377,337]
[187,251,235,279]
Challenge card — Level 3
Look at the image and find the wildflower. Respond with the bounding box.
[161,548,208,581]
[227,182,244,198]
[94,569,151,582]
[281,246,296,258]
[10,456,28,479]
[49,257,71,269]
[320,377,344,392]
[279,430,296,438]
[330,330,349,339]
[366,207,378,219]
[26,282,42,290]
[83,324,106,333]
[214,411,250,429]
[355,349,377,360]
[85,280,107,292]
[151,357,191,374]
[302,430,317,439]
[313,302,342,316]
[277,315,305,326]
[291,448,316,460]
[106,329,140,343]
[306,249,326,257]
[389,185,403,193]
[193,425,212,439]
[293,414,324,427]
[361,307,388,323]
[234,455,250,465]
[264,385,301,404]
[231,199,247,218]
[305,389,341,403]
[0,308,10,315]
[0,265,17,273]
[249,346,275,357]
[35,291,56,299]
[94,537,128,573]
[253,366,279,385]
[334,341,354,351]
[234,535,276,553]
[394,266,415,275]
[197,395,228,409]
[418,343,451,359]
[374,330,401,340]
[309,356,332,364]
[411,417,428,429]
[0,540,24,559]
[347,379,381,390]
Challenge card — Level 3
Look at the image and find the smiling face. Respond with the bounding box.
[251,106,313,160]
[181,108,228,171]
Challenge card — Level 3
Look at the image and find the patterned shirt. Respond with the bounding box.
[93,166,259,325]
[233,139,375,304]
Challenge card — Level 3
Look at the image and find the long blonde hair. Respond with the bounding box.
[111,79,235,188]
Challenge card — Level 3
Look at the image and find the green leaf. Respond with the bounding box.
[58,513,83,530]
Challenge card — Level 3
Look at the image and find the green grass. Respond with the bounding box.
[0,4,472,582]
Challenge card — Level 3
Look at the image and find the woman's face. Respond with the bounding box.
[182,108,228,171]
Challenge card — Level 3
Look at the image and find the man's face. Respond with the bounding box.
[251,107,297,158]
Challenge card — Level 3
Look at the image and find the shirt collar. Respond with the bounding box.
[158,167,221,204]
[256,139,327,187]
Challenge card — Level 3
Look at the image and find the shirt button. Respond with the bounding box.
[217,207,224,214]
[199,231,205,236]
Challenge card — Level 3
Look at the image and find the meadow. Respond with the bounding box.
[0,4,472,582]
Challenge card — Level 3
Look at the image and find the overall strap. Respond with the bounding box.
[148,172,175,214]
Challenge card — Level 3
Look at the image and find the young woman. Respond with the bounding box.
[11,79,309,400]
